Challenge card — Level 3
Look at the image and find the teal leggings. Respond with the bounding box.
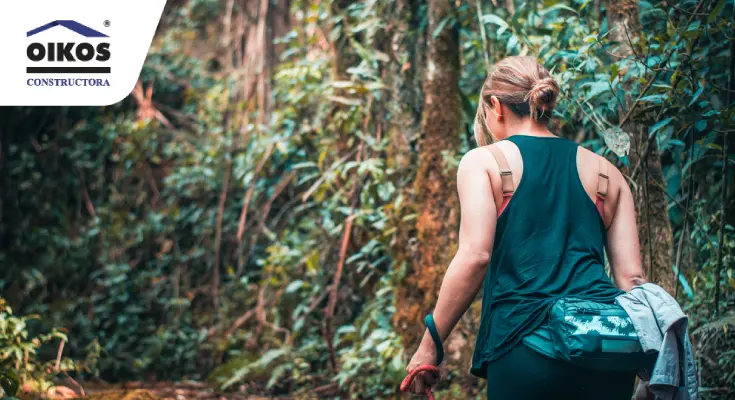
[485,344,636,400]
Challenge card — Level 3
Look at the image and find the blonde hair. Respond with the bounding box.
[474,56,560,146]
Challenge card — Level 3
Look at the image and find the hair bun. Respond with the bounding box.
[526,77,560,119]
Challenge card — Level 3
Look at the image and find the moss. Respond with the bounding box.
[392,0,463,349]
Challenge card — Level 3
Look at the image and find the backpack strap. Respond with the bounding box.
[485,145,514,216]
[596,158,609,222]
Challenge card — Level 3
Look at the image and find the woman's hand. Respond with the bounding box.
[401,150,498,395]
[632,380,653,400]
[405,341,439,394]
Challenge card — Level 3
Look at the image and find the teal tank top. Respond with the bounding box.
[470,135,623,378]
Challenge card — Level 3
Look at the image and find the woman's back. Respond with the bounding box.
[404,56,646,400]
[471,135,623,377]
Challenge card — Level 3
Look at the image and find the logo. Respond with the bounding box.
[25,19,111,87]
[0,0,167,106]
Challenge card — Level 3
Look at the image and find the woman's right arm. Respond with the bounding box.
[605,166,647,292]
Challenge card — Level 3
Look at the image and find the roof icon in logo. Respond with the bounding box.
[27,20,108,38]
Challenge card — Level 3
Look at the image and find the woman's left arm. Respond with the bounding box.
[406,148,498,391]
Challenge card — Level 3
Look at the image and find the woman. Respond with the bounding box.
[405,56,648,399]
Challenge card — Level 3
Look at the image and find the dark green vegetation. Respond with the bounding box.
[1,0,734,398]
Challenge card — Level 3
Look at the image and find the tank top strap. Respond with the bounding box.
[485,145,515,216]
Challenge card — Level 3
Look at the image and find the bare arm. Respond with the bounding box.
[411,148,497,361]
[605,165,653,398]
[606,167,647,292]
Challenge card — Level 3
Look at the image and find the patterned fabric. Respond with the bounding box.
[567,315,637,337]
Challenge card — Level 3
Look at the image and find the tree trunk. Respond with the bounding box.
[229,0,290,126]
[386,0,423,171]
[604,0,675,293]
[393,0,462,350]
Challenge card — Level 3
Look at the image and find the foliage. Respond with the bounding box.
[0,0,733,398]
[0,298,72,397]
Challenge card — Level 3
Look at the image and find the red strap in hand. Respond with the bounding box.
[400,365,440,400]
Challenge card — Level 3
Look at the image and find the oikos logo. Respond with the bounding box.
[25,20,111,87]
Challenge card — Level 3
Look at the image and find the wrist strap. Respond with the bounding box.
[424,314,444,365]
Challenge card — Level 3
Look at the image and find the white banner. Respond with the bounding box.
[0,1,167,106]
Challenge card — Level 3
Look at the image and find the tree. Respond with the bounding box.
[603,0,676,293]
[393,0,462,350]
[385,0,423,172]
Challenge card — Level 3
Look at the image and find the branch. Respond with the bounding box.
[255,281,291,344]
[235,143,275,277]
[647,179,717,253]
[617,0,706,128]
[676,127,697,298]
[301,148,358,203]
[62,371,85,397]
[642,167,654,280]
[243,171,297,265]
[55,338,65,370]
[142,162,160,208]
[323,140,365,372]
[475,0,490,69]
[293,289,330,329]
[212,156,232,314]
[77,169,96,218]
[224,309,255,337]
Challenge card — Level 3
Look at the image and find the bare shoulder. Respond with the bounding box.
[577,147,624,179]
[461,146,492,162]
[575,146,628,218]
[576,146,602,164]
[458,146,494,173]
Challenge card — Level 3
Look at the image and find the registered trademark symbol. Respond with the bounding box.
[103,20,111,27]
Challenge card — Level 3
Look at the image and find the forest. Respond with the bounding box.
[1,0,734,399]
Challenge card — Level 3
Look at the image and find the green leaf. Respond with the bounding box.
[688,83,704,106]
[670,70,678,86]
[695,120,707,132]
[392,354,403,371]
[583,81,610,101]
[481,14,509,28]
[266,364,289,389]
[649,117,674,137]
[539,3,578,16]
[432,15,454,39]
[672,265,694,300]
[376,339,391,353]
[506,35,519,53]
[327,95,361,106]
[702,109,720,117]
[285,280,304,294]
[336,325,356,335]
[709,0,726,24]
[291,161,318,170]
[609,63,620,82]
[639,94,666,104]
[0,370,19,396]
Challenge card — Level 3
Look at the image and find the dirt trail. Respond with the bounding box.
[24,381,282,400]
